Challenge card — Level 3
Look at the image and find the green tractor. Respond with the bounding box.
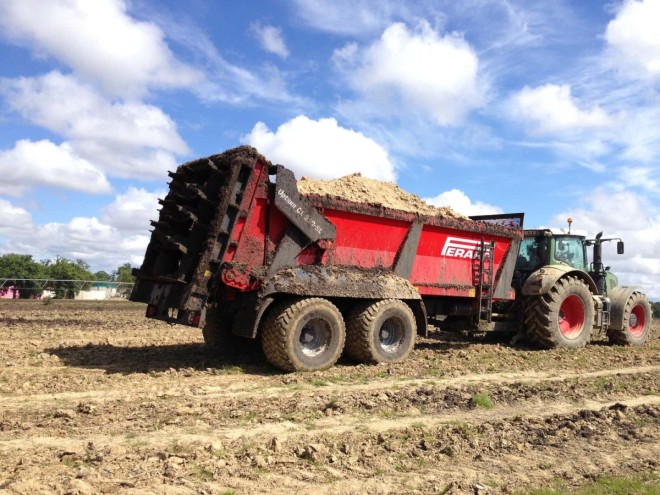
[512,223,653,348]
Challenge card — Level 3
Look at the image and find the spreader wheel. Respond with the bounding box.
[261,298,345,372]
[345,299,416,364]
[202,308,231,353]
[608,292,653,346]
[524,276,594,349]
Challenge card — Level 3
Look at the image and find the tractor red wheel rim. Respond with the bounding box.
[629,304,646,337]
[558,294,585,339]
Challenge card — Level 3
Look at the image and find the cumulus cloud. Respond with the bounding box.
[0,0,201,97]
[549,186,660,299]
[0,140,112,196]
[243,115,396,181]
[335,22,483,126]
[509,84,612,134]
[250,22,289,58]
[0,199,35,235]
[605,0,660,81]
[100,187,164,233]
[424,189,503,216]
[0,197,152,272]
[2,72,187,179]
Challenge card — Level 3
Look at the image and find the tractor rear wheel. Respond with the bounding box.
[345,299,416,364]
[524,276,594,349]
[262,298,345,372]
[608,292,653,346]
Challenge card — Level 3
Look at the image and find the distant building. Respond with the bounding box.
[75,282,119,300]
[0,286,19,299]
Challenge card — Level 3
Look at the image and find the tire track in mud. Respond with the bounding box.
[2,395,659,451]
[1,302,659,494]
[1,367,657,445]
[3,364,659,409]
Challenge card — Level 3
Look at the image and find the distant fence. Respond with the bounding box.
[0,279,135,300]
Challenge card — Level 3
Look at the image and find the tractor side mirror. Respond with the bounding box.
[617,241,624,254]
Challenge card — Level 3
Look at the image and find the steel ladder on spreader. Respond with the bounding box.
[473,239,495,325]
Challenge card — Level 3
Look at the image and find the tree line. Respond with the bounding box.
[653,301,660,319]
[0,253,135,299]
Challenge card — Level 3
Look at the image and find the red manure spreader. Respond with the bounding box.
[131,146,652,371]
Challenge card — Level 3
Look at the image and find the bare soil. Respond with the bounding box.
[298,174,466,219]
[1,300,658,494]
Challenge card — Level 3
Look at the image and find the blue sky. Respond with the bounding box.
[0,0,659,298]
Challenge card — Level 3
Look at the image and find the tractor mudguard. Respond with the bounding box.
[609,286,637,330]
[522,266,598,296]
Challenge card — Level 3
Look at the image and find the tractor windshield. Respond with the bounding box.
[553,237,586,270]
[516,237,547,271]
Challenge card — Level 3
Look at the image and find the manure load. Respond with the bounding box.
[131,146,522,371]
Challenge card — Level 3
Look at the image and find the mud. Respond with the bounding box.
[1,299,658,494]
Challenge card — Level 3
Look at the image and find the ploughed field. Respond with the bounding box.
[1,300,658,495]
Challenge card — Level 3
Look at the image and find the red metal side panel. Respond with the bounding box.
[411,226,513,297]
[224,161,273,266]
[321,209,410,268]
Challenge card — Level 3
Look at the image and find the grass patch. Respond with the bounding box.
[471,393,494,409]
[519,472,660,495]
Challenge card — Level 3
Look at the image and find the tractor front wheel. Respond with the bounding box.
[524,276,594,349]
[608,292,653,346]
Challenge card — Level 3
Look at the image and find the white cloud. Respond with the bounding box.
[549,186,660,300]
[0,0,201,97]
[0,139,112,196]
[100,187,164,233]
[250,23,289,58]
[243,115,396,181]
[335,22,483,126]
[424,189,503,216]
[509,84,612,134]
[291,0,418,36]
[2,72,187,179]
[605,0,660,81]
[0,198,151,272]
[0,199,34,235]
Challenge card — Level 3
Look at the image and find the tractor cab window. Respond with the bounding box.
[554,237,586,270]
[516,237,547,270]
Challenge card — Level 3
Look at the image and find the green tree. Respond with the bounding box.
[93,270,112,281]
[46,256,94,299]
[113,262,136,283]
[0,254,47,298]
[652,302,660,319]
[113,262,135,296]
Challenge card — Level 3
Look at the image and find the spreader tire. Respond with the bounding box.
[345,299,416,364]
[608,292,653,346]
[202,308,231,353]
[524,276,594,349]
[261,298,345,372]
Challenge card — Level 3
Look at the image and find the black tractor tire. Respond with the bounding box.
[345,299,416,364]
[261,298,345,372]
[202,308,231,353]
[608,292,653,346]
[524,276,594,349]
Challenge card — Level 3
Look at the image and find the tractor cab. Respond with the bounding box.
[515,226,624,296]
[516,229,587,272]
